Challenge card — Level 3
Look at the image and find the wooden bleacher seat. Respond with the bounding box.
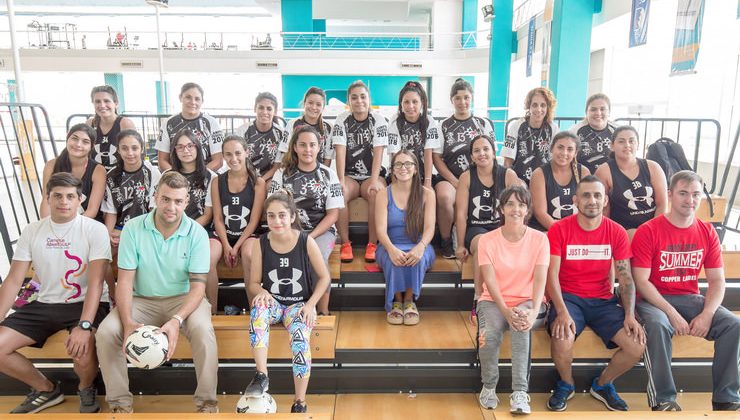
[349,197,369,223]
[217,244,342,281]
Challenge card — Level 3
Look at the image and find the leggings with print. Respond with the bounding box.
[250,301,312,378]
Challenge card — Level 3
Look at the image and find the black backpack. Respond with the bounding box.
[646,137,713,217]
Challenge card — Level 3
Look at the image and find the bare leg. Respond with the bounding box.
[253,347,268,374]
[294,376,309,402]
[72,332,99,389]
[241,237,258,304]
[598,328,644,385]
[551,335,576,384]
[435,181,455,241]
[0,327,54,391]
[338,178,360,244]
[361,178,386,244]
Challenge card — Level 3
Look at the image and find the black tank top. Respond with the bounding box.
[217,171,255,246]
[79,158,102,220]
[608,158,656,230]
[92,115,123,172]
[260,231,313,306]
[466,164,507,230]
[531,163,581,231]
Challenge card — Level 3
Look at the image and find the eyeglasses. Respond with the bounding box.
[175,143,196,152]
[392,161,416,170]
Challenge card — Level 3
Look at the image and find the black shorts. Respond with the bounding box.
[465,225,494,251]
[0,301,109,348]
[431,174,446,188]
[547,292,625,349]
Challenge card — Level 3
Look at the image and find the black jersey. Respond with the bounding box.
[281,117,334,163]
[155,113,224,165]
[101,162,161,227]
[531,163,581,231]
[502,119,558,185]
[243,122,285,177]
[178,169,214,221]
[92,115,123,172]
[387,115,441,180]
[608,158,656,230]
[571,121,616,173]
[217,171,256,246]
[331,111,389,180]
[466,164,507,230]
[437,115,495,178]
[78,158,101,220]
[260,231,313,305]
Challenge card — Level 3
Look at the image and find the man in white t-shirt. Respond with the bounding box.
[0,173,111,414]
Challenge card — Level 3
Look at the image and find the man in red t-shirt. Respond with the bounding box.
[546,175,645,412]
[633,170,739,412]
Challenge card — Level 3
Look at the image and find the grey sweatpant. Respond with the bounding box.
[637,294,740,406]
[477,299,546,391]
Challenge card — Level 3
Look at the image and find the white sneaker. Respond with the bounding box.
[479,386,499,409]
[510,391,531,414]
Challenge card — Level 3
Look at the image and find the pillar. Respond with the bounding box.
[487,0,514,140]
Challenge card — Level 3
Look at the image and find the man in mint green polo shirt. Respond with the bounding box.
[96,171,219,414]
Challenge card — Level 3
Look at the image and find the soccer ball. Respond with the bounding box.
[235,393,277,413]
[124,325,169,369]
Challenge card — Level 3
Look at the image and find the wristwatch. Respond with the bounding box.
[78,320,93,331]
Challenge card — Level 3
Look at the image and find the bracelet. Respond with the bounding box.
[171,314,184,327]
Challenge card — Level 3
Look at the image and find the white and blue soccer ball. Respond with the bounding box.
[124,325,169,370]
[236,393,277,414]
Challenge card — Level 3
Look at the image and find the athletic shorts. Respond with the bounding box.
[1,301,109,348]
[464,225,494,251]
[547,292,625,349]
[431,174,446,188]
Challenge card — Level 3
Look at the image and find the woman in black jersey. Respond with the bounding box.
[569,93,616,174]
[434,79,496,259]
[280,87,333,166]
[212,135,266,297]
[86,85,136,172]
[594,126,667,238]
[40,123,106,220]
[243,191,330,414]
[501,87,559,185]
[238,92,286,182]
[530,131,590,231]
[455,135,520,304]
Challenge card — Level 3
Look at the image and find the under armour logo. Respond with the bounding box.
[472,196,493,219]
[223,205,250,229]
[624,187,654,210]
[551,196,575,219]
[455,154,469,171]
[353,160,369,175]
[268,268,303,295]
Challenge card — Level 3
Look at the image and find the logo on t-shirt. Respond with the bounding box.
[46,237,71,249]
[566,245,611,260]
[659,250,704,271]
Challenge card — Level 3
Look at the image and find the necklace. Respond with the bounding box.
[49,218,75,240]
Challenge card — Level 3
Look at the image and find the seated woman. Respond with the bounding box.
[168,129,218,312]
[243,191,330,414]
[569,93,616,174]
[455,135,520,304]
[530,132,590,231]
[270,125,344,315]
[594,125,667,239]
[40,123,106,220]
[280,87,334,167]
[476,186,549,415]
[236,92,286,183]
[376,151,435,326]
[86,85,136,173]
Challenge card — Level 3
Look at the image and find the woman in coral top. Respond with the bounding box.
[476,185,549,415]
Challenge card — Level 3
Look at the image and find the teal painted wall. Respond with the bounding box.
[104,73,125,113]
[488,0,514,140]
[281,0,315,32]
[461,0,478,48]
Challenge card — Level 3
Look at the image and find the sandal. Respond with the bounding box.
[386,302,404,325]
[403,302,420,326]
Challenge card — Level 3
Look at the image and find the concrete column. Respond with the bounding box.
[487,0,514,139]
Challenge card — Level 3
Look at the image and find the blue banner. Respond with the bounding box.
[526,17,535,77]
[629,0,650,47]
[671,0,705,75]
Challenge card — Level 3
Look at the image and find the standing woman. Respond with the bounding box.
[530,132,590,231]
[155,82,224,173]
[434,78,495,259]
[40,123,106,220]
[476,186,549,414]
[387,81,441,189]
[501,87,559,185]
[280,87,334,167]
[237,92,286,182]
[594,126,667,238]
[332,80,389,263]
[376,151,435,326]
[212,135,266,303]
[86,85,136,172]
[270,125,344,315]
[243,191,331,413]
[455,135,520,304]
[569,93,616,174]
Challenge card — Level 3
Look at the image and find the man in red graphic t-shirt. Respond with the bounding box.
[546,175,645,412]
[633,170,739,412]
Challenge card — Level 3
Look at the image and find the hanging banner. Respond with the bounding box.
[526,17,536,77]
[629,0,650,47]
[671,0,705,75]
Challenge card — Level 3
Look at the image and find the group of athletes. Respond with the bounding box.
[0,79,737,415]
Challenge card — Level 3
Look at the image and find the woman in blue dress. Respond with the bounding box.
[375,150,436,325]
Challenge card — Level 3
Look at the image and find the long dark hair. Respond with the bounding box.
[550,131,582,184]
[264,189,302,230]
[170,129,207,188]
[53,123,97,173]
[90,85,120,129]
[302,87,327,137]
[391,150,425,240]
[524,87,557,124]
[114,129,145,172]
[397,81,429,144]
[469,134,500,189]
[222,134,259,184]
[282,125,320,177]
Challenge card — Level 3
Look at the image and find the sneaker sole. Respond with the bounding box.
[547,390,574,412]
[510,407,531,415]
[341,258,354,263]
[441,254,456,259]
[24,394,65,414]
[589,388,627,411]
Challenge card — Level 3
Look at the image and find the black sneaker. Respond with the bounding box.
[652,401,681,411]
[291,400,308,413]
[243,371,269,397]
[10,381,64,414]
[547,380,575,411]
[712,401,740,411]
[440,238,455,259]
[78,386,101,413]
[589,377,628,411]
